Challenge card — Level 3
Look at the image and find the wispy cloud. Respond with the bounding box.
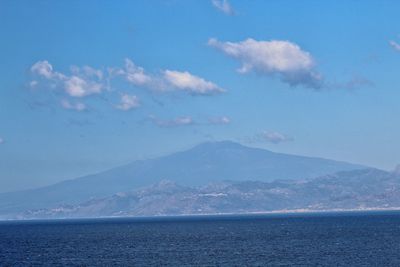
[331,75,375,90]
[61,99,87,111]
[29,80,38,88]
[211,0,234,15]
[0,137,4,144]
[208,38,323,89]
[149,115,194,128]
[115,94,140,111]
[208,116,231,125]
[242,131,294,144]
[67,119,93,127]
[149,115,231,128]
[259,131,293,144]
[389,40,400,51]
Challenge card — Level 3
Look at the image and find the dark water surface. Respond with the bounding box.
[1,212,400,266]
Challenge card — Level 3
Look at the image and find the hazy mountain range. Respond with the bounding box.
[19,168,400,219]
[2,141,394,220]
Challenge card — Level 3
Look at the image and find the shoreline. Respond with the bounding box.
[2,207,400,223]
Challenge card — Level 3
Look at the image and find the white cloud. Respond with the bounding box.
[0,137,4,144]
[150,115,194,127]
[64,76,103,97]
[211,0,234,15]
[61,99,86,111]
[31,61,53,79]
[124,58,152,86]
[208,38,323,89]
[390,40,400,51]
[114,59,224,95]
[164,70,225,95]
[116,94,140,111]
[31,60,66,80]
[30,60,104,97]
[29,58,225,112]
[208,116,230,125]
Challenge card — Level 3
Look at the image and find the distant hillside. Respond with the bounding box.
[16,168,400,219]
[0,141,365,216]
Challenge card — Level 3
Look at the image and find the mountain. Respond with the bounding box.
[0,141,365,216]
[17,168,400,219]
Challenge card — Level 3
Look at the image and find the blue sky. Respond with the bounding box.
[1,0,400,192]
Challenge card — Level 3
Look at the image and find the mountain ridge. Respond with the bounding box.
[14,168,400,220]
[0,141,367,216]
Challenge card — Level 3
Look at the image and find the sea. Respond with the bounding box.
[1,211,400,266]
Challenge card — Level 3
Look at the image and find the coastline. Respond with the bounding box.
[2,207,400,223]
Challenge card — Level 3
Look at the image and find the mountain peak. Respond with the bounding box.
[0,139,367,215]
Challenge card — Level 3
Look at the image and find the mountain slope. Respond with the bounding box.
[0,141,366,215]
[17,168,400,219]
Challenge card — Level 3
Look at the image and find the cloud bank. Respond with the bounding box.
[29,59,224,112]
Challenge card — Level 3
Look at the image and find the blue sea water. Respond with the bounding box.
[1,212,400,266]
